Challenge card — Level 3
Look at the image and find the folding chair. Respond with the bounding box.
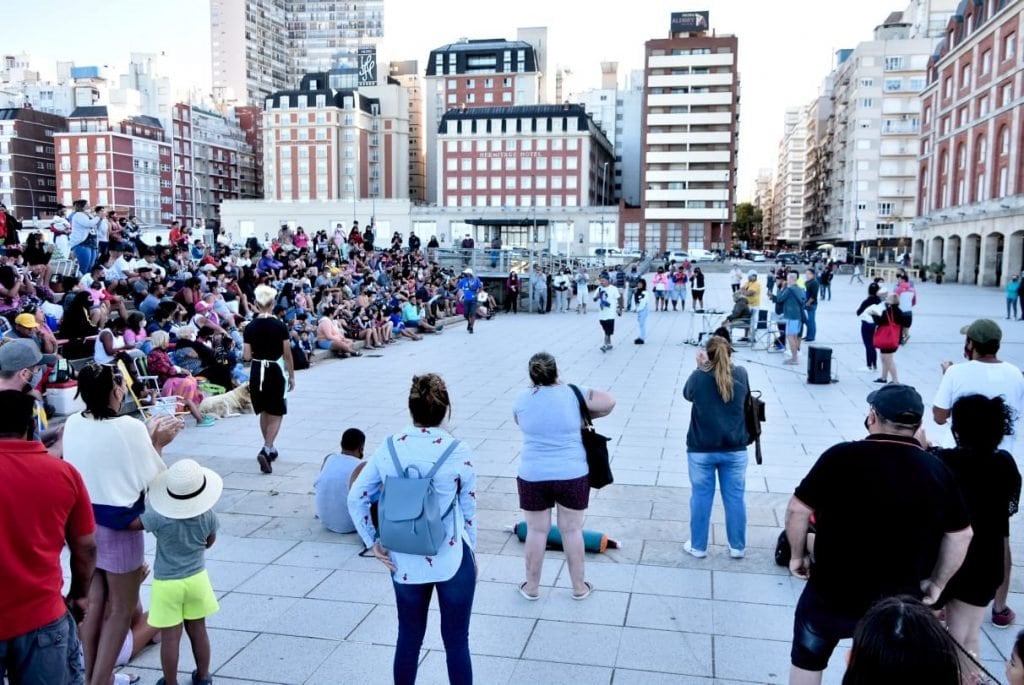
[116,360,186,420]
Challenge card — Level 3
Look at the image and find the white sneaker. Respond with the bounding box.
[729,547,745,559]
[683,541,707,559]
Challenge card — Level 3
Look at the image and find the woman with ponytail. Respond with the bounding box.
[682,335,751,559]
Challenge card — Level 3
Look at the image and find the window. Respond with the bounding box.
[1002,83,1013,107]
[861,98,874,108]
[447,93,457,104]
[877,202,893,216]
[460,158,471,171]
[490,157,501,171]
[875,223,894,235]
[502,92,512,103]
[859,78,874,87]
[944,77,953,98]
[476,158,486,171]
[982,49,992,75]
[1005,33,1017,61]
[884,56,904,71]
[883,78,901,92]
[77,139,88,153]
[1001,126,1010,154]
[78,173,89,188]
[60,139,69,153]
[961,63,972,88]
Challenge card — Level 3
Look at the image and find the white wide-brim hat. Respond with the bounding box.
[148,459,223,520]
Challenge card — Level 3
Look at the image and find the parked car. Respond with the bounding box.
[748,250,766,262]
[776,252,802,265]
[688,248,716,262]
[665,250,690,264]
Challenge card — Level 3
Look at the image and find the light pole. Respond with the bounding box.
[16,174,37,221]
[600,161,609,263]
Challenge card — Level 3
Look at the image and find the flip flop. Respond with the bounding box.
[572,581,594,601]
[518,582,540,601]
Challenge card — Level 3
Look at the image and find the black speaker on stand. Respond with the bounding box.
[807,345,832,384]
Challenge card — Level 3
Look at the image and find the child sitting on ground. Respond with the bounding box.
[142,459,223,685]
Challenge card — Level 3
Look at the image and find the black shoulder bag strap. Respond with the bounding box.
[568,384,594,430]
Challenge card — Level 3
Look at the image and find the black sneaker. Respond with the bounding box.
[257,448,273,474]
[268,449,279,462]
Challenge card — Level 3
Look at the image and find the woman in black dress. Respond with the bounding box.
[243,284,296,474]
[931,394,1021,656]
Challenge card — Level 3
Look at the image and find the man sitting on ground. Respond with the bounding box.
[314,428,366,534]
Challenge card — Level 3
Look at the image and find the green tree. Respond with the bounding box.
[733,202,763,247]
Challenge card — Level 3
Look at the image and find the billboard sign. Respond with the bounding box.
[358,47,378,87]
[671,11,710,33]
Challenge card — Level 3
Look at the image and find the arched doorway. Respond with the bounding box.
[913,239,925,268]
[982,232,1004,286]
[929,235,944,278]
[945,235,961,282]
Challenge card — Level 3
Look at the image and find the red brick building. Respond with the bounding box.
[436,104,614,210]
[54,107,172,226]
[915,0,1024,285]
[0,107,65,219]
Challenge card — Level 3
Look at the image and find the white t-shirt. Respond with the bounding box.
[596,284,620,321]
[933,359,1024,452]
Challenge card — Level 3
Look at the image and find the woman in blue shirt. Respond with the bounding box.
[1007,275,1020,320]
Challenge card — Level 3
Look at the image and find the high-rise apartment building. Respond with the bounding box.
[210,0,383,107]
[390,60,426,204]
[802,78,833,244]
[915,0,1024,286]
[262,73,408,202]
[0,107,65,219]
[807,1,956,257]
[170,103,258,228]
[639,14,740,253]
[771,107,807,246]
[753,167,773,244]
[424,34,545,203]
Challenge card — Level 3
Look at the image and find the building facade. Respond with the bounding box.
[54,108,172,226]
[639,21,740,254]
[916,0,1024,285]
[210,0,383,107]
[435,104,614,219]
[390,60,426,204]
[0,107,65,219]
[772,107,808,246]
[262,73,409,203]
[170,103,258,228]
[424,36,543,203]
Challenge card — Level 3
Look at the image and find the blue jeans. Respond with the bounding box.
[804,305,817,340]
[392,543,476,685]
[70,244,97,276]
[637,308,648,340]
[687,450,748,551]
[0,612,85,685]
[860,321,877,369]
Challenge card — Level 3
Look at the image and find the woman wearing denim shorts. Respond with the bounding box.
[513,352,616,601]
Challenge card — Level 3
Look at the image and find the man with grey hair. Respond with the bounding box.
[785,384,972,684]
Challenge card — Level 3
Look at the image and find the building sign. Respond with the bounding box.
[671,11,709,33]
[474,151,543,159]
[358,47,378,87]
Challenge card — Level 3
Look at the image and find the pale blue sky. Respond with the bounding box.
[7,0,904,197]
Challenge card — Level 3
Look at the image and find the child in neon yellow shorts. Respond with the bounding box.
[142,459,223,685]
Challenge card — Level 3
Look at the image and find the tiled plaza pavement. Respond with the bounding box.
[117,272,1024,684]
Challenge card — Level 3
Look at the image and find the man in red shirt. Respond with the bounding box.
[0,390,96,684]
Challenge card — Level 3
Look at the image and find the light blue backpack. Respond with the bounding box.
[378,436,461,556]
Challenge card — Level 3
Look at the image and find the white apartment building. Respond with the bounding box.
[389,60,426,204]
[772,107,807,246]
[570,65,644,206]
[639,24,740,253]
[813,1,956,257]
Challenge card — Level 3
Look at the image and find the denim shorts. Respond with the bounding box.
[0,612,85,685]
[785,319,802,336]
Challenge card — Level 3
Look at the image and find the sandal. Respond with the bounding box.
[115,674,140,685]
[350,351,363,357]
[571,581,594,601]
[192,668,214,685]
[518,582,540,601]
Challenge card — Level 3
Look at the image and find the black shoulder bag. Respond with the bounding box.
[569,384,613,489]
[744,388,766,465]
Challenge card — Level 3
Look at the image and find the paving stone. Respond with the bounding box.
[216,633,338,683]
[234,563,332,597]
[522,620,621,667]
[616,627,713,676]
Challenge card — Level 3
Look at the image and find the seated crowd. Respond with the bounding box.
[0,216,471,428]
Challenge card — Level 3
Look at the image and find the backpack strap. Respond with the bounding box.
[425,438,461,479]
[386,436,461,480]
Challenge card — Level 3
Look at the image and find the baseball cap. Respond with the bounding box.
[960,318,1002,344]
[463,268,473,275]
[866,384,924,424]
[14,313,38,329]
[747,271,757,279]
[599,271,611,280]
[0,339,57,371]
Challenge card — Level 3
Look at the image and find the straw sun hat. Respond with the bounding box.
[148,459,223,520]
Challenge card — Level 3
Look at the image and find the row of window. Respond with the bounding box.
[446,77,514,89]
[941,33,1016,99]
[927,81,1015,134]
[444,194,580,208]
[446,175,580,190]
[444,156,580,172]
[447,91,513,105]
[445,138,581,153]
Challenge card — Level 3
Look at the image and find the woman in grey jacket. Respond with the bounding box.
[682,335,750,559]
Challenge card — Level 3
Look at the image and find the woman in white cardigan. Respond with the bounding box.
[64,363,182,685]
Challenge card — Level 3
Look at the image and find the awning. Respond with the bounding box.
[465,218,550,226]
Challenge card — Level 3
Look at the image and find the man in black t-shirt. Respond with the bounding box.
[784,383,972,684]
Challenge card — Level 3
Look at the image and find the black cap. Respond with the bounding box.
[866,383,924,423]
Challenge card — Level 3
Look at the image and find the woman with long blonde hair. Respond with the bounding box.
[682,335,751,559]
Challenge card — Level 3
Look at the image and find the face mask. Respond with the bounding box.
[963,342,972,360]
[863,416,871,432]
[29,368,43,389]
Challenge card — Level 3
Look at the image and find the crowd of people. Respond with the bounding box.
[6,211,1024,685]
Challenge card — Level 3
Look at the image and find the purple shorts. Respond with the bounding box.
[95,525,145,574]
[517,475,590,511]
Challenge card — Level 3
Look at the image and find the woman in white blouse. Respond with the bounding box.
[349,373,478,685]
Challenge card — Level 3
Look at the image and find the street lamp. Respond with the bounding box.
[600,161,609,263]
[16,174,37,221]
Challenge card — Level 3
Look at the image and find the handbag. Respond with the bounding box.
[872,309,900,349]
[744,388,766,465]
[568,384,613,489]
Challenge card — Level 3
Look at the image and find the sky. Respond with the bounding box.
[6,0,905,198]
